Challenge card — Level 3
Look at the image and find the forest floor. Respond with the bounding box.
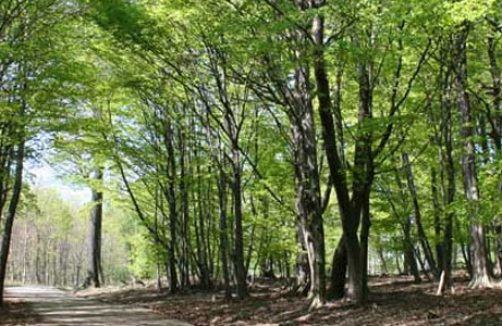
[0,297,38,326]
[75,274,502,326]
[3,276,502,326]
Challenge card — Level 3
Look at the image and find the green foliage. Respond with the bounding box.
[4,0,502,293]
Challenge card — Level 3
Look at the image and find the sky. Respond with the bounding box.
[27,160,91,206]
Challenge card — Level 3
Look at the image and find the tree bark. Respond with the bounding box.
[290,63,326,307]
[328,236,347,299]
[0,133,25,305]
[85,167,103,288]
[178,126,191,290]
[164,115,178,293]
[311,12,365,303]
[230,139,248,299]
[218,168,232,299]
[455,23,491,288]
[402,153,438,277]
[439,63,456,293]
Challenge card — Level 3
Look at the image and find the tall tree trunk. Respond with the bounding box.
[488,29,502,277]
[164,116,178,293]
[439,65,456,293]
[22,222,28,285]
[488,33,501,151]
[195,161,210,289]
[230,140,248,299]
[432,46,456,293]
[431,168,443,270]
[35,232,41,284]
[289,62,326,307]
[205,45,248,298]
[218,168,232,299]
[455,23,491,288]
[402,153,438,277]
[0,134,25,305]
[310,12,365,303]
[402,217,421,282]
[85,167,103,288]
[353,36,374,299]
[178,127,190,290]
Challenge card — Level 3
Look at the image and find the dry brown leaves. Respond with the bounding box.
[0,299,38,326]
[78,276,502,326]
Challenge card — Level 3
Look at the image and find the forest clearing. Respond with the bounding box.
[2,0,502,325]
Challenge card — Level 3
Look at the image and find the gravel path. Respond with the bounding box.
[4,287,192,326]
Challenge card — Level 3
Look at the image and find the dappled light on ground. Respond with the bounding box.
[3,287,191,326]
[78,276,502,326]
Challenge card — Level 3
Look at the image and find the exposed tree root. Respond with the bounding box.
[468,275,494,289]
[309,296,325,311]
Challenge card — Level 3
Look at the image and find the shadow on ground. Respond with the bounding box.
[78,276,502,326]
[5,286,191,326]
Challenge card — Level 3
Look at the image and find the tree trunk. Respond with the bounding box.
[402,153,438,277]
[85,167,103,288]
[431,168,443,271]
[439,66,456,293]
[165,117,178,293]
[0,135,25,305]
[328,236,347,299]
[311,13,365,303]
[295,225,310,294]
[377,246,388,275]
[403,218,421,283]
[360,193,371,295]
[178,127,191,290]
[488,34,501,151]
[488,28,502,277]
[455,23,491,288]
[195,161,210,290]
[218,167,232,299]
[289,62,326,307]
[22,222,28,285]
[230,142,248,299]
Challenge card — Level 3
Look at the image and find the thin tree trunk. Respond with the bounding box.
[164,115,178,293]
[403,219,421,283]
[231,141,248,299]
[436,52,456,294]
[35,232,41,284]
[85,167,103,288]
[178,127,190,290]
[218,168,232,299]
[431,168,443,270]
[377,246,388,275]
[0,133,25,305]
[395,250,403,275]
[22,222,28,285]
[402,153,438,277]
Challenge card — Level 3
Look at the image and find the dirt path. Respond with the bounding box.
[4,287,192,326]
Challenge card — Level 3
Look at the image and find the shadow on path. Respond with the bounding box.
[5,286,191,326]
